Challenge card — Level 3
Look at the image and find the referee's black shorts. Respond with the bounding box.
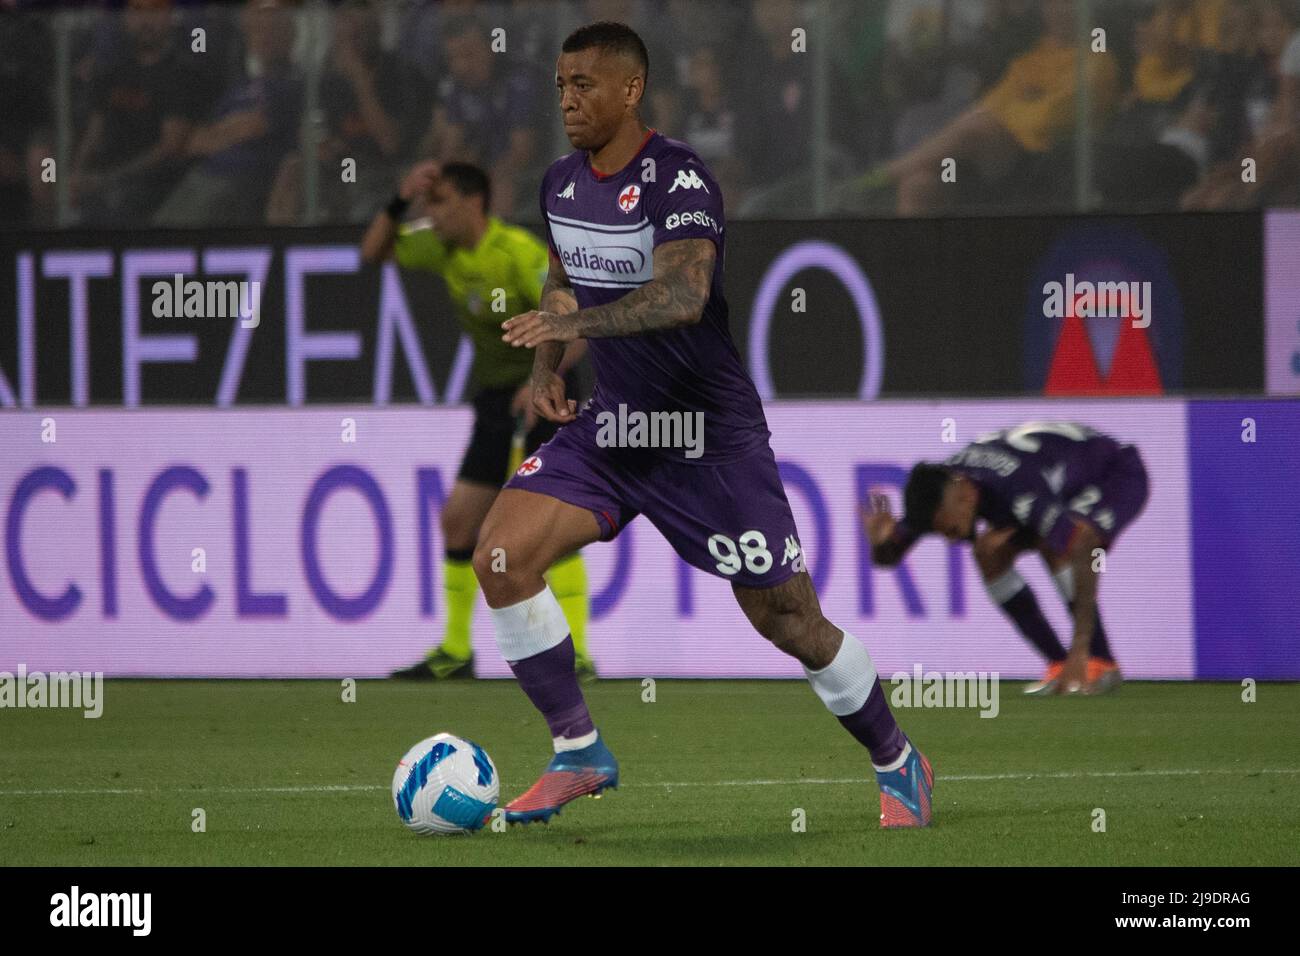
[457,371,580,487]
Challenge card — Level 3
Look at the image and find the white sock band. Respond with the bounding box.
[984,568,1027,605]
[554,729,598,753]
[1053,565,1075,604]
[872,740,912,774]
[491,587,570,663]
[803,631,878,717]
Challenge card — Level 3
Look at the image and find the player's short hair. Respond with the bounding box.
[903,463,952,532]
[561,21,649,87]
[440,163,491,213]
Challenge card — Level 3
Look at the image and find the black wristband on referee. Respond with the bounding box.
[386,194,410,220]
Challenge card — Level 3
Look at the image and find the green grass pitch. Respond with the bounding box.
[1,680,1296,866]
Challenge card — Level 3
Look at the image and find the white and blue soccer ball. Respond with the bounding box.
[391,733,499,835]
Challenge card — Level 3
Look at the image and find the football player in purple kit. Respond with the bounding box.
[864,422,1150,696]
[470,22,934,829]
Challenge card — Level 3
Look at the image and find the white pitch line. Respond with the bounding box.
[631,767,1300,787]
[0,767,1296,797]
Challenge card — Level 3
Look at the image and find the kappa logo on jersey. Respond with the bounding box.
[617,184,641,212]
[516,455,543,477]
[780,535,805,573]
[667,169,709,193]
[556,182,575,200]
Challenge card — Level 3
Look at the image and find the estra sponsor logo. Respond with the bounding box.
[665,210,720,233]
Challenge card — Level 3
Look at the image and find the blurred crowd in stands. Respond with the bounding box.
[1,0,1297,229]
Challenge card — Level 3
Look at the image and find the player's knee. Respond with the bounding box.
[757,614,802,656]
[471,538,513,598]
[760,610,833,668]
[472,533,548,606]
[737,574,824,654]
[754,598,819,652]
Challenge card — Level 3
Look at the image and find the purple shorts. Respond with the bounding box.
[506,409,804,589]
[1062,445,1150,549]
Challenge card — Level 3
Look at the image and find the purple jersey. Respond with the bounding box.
[946,422,1128,552]
[876,422,1144,563]
[539,129,769,463]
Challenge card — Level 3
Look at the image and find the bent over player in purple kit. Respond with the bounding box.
[865,422,1150,696]
[470,22,933,828]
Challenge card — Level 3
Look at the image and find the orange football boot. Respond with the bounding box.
[1085,658,1123,694]
[1023,660,1066,696]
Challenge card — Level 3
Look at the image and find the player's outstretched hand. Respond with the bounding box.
[502,311,578,349]
[862,491,896,546]
[530,369,577,424]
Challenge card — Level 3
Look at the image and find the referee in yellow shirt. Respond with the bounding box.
[362,162,593,679]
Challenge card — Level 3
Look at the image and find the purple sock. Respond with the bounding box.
[838,679,907,767]
[507,636,595,743]
[1002,586,1068,662]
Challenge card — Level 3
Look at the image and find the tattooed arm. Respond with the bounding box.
[501,238,716,349]
[570,238,715,337]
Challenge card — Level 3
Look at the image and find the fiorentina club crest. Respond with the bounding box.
[516,455,542,477]
[617,184,641,213]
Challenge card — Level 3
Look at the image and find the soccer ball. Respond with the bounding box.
[391,733,499,835]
